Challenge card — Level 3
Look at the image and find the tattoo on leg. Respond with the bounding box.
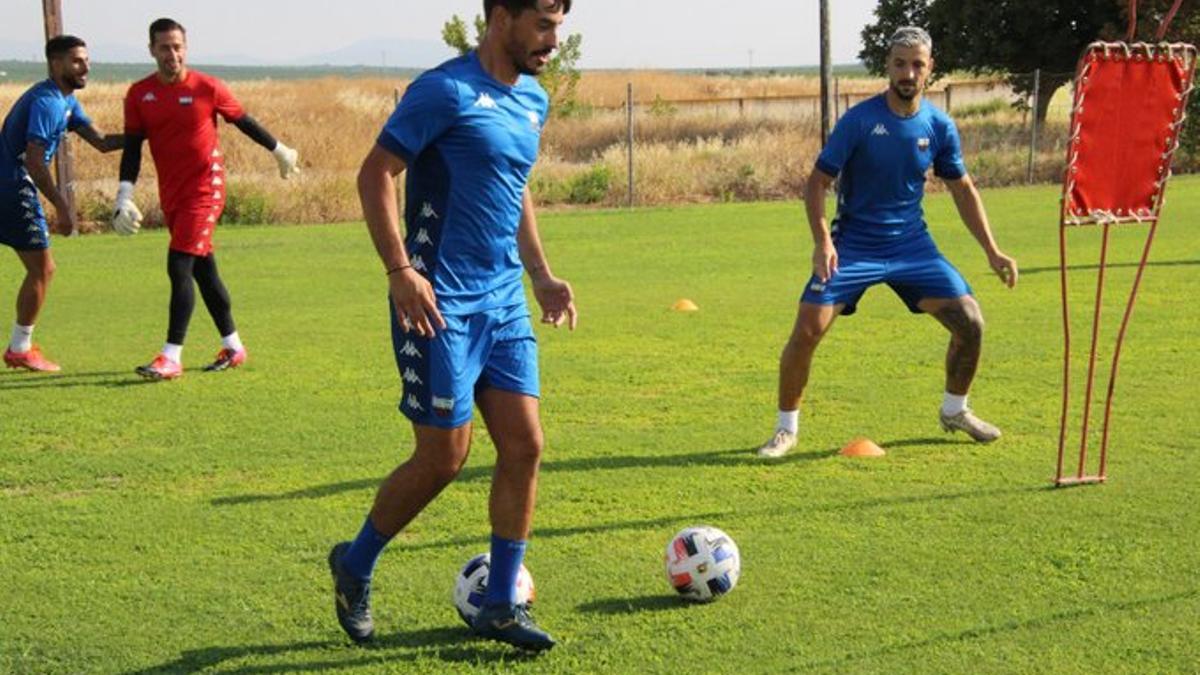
[933,305,982,394]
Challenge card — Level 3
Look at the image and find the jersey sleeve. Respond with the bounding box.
[24,95,61,147]
[211,77,246,122]
[814,110,859,178]
[67,96,91,131]
[377,71,459,164]
[933,116,967,180]
[124,86,145,135]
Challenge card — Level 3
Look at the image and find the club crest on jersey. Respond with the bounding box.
[178,96,194,106]
[917,137,931,151]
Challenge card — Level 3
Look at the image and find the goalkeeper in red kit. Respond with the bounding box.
[114,18,300,380]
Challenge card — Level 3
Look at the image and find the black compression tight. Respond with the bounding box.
[166,250,236,345]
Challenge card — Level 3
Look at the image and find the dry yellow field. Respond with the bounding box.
[2,71,1037,226]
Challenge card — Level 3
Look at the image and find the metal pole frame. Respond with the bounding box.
[1054,40,1196,487]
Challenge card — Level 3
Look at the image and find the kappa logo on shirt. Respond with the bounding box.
[527,111,541,130]
[142,92,157,103]
[871,123,889,136]
[474,92,498,109]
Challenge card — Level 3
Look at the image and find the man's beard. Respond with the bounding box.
[65,74,87,91]
[891,81,918,101]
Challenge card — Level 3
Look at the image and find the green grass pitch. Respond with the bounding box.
[2,178,1198,673]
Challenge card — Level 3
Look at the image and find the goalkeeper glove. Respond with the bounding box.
[112,181,142,236]
[272,141,300,179]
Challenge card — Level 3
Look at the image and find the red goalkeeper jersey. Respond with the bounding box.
[124,70,245,214]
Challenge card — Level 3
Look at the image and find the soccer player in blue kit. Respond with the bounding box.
[758,27,1019,458]
[1,36,121,372]
[327,0,576,651]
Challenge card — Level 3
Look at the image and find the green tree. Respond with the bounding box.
[860,0,1127,122]
[441,13,585,117]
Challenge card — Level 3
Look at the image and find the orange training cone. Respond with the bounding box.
[672,298,699,312]
[840,437,886,457]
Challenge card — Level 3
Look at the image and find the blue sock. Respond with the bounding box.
[341,516,392,582]
[484,533,527,607]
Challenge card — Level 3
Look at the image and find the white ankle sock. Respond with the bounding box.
[941,393,968,416]
[777,409,800,434]
[10,323,33,352]
[162,343,183,363]
[221,331,244,352]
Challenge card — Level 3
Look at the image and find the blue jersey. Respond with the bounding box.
[377,52,549,315]
[0,79,90,187]
[815,94,966,252]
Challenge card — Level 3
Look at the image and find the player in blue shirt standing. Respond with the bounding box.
[758,27,1018,458]
[1,35,121,372]
[327,0,576,652]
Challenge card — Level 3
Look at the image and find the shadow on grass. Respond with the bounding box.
[1022,259,1200,276]
[0,369,155,390]
[576,594,685,615]
[800,588,1199,670]
[212,446,834,506]
[130,626,544,673]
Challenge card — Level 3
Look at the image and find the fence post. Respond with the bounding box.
[945,83,953,113]
[626,82,634,208]
[1027,68,1041,184]
[833,77,840,120]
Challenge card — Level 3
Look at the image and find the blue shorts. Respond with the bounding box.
[391,301,539,429]
[0,180,49,251]
[800,232,972,316]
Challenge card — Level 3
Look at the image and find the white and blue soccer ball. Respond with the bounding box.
[665,526,741,602]
[452,552,536,625]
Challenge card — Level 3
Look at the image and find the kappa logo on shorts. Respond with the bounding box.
[419,202,439,220]
[810,281,827,292]
[411,255,427,272]
[414,228,433,246]
[398,340,422,358]
[402,367,424,385]
[432,396,455,418]
[405,394,425,411]
[19,187,35,199]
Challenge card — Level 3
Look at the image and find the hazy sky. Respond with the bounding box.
[1,1,881,68]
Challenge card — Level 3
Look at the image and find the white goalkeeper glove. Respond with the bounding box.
[112,181,143,236]
[272,141,300,179]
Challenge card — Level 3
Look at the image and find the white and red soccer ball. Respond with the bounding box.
[665,526,741,602]
[452,552,536,625]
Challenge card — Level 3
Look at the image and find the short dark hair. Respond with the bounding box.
[149,18,186,44]
[484,0,572,22]
[45,35,86,61]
